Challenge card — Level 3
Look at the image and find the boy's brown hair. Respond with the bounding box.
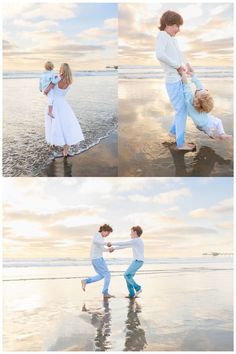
[159,10,183,31]
[193,92,214,113]
[131,226,143,237]
[99,224,113,233]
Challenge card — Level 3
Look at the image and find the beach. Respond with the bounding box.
[3,257,233,351]
[41,131,118,177]
[3,72,117,177]
[118,67,233,177]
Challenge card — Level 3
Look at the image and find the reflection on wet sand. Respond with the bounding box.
[119,78,233,177]
[82,299,112,351]
[82,298,147,351]
[164,143,231,177]
[124,299,147,351]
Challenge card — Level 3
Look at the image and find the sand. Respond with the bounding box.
[118,78,233,177]
[3,263,233,351]
[41,131,118,177]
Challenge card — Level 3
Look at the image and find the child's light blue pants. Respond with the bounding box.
[166,80,187,147]
[85,257,110,295]
[124,260,144,297]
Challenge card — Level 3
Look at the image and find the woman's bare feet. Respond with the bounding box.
[177,143,196,151]
[63,144,68,157]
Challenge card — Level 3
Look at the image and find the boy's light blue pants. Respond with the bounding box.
[124,260,144,297]
[166,80,187,147]
[85,257,110,295]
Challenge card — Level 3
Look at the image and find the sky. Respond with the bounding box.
[119,2,233,66]
[3,2,118,71]
[3,177,233,259]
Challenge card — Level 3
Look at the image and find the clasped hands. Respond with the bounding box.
[107,242,115,253]
[177,63,194,77]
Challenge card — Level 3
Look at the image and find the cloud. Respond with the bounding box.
[189,198,233,218]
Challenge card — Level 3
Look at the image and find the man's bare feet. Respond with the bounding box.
[103,293,115,299]
[81,279,86,292]
[177,143,196,151]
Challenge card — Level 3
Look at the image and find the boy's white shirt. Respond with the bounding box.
[112,238,144,261]
[90,232,109,260]
[156,30,186,83]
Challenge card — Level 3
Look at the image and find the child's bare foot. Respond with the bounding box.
[81,279,86,291]
[48,112,54,119]
[219,134,233,140]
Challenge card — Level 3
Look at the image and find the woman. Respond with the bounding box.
[45,63,84,157]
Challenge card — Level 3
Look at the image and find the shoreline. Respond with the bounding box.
[41,131,118,177]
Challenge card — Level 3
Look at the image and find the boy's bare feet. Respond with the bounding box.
[103,293,115,299]
[136,289,142,296]
[81,279,86,291]
[48,112,54,119]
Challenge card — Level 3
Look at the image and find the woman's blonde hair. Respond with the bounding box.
[60,63,73,85]
[45,61,54,71]
[193,92,214,113]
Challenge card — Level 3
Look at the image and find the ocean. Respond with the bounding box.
[3,70,117,176]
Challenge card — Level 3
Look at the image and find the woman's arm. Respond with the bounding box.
[44,82,55,95]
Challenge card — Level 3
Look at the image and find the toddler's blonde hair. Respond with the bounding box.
[60,63,73,85]
[193,92,214,113]
[44,61,54,71]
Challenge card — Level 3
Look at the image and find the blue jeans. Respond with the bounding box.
[124,260,144,297]
[85,258,110,295]
[166,80,187,147]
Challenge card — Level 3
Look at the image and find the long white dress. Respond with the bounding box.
[45,84,84,146]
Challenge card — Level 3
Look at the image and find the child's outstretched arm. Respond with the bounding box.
[190,69,204,90]
[111,240,133,250]
[181,72,193,104]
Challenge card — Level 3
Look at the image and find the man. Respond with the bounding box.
[109,226,144,299]
[156,10,195,151]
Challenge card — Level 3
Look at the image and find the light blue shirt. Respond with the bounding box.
[39,70,61,92]
[183,74,211,129]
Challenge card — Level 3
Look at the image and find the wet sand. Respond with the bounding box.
[118,78,233,177]
[3,264,233,351]
[41,131,118,177]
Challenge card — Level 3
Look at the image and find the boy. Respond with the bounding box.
[39,61,62,118]
[109,226,144,299]
[156,10,195,151]
[81,224,115,299]
[181,69,232,140]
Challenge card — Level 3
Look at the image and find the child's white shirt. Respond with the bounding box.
[112,238,144,261]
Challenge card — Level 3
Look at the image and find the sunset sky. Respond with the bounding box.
[119,2,233,66]
[3,178,233,259]
[3,2,117,71]
[3,2,233,71]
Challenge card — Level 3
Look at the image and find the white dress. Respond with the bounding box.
[45,84,84,146]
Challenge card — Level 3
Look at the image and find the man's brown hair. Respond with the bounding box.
[99,224,113,233]
[159,10,183,31]
[131,226,143,237]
